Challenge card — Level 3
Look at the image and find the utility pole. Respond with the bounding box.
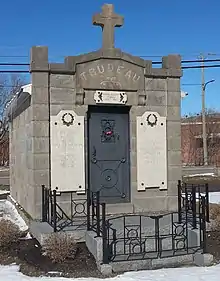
[201,54,208,165]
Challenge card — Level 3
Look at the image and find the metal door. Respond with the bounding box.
[88,106,130,203]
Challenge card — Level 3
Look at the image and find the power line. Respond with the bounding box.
[1,58,220,66]
[0,70,29,73]
[1,61,220,72]
[0,63,29,66]
[182,64,220,69]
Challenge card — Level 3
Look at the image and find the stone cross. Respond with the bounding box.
[93,4,124,49]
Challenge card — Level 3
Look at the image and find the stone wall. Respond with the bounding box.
[27,46,182,219]
[7,44,182,219]
[10,106,34,215]
[131,77,181,212]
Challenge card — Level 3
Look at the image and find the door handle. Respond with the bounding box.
[92,146,96,157]
[91,146,97,163]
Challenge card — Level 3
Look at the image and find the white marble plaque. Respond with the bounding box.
[50,110,85,193]
[136,111,167,190]
[94,90,127,104]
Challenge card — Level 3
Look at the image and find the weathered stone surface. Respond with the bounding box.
[31,87,49,104]
[146,90,166,106]
[193,253,214,267]
[76,59,144,90]
[50,87,75,104]
[93,4,123,49]
[111,260,152,273]
[152,254,193,269]
[50,74,75,88]
[145,78,167,91]
[30,46,49,72]
[168,150,181,166]
[31,137,49,153]
[167,91,181,106]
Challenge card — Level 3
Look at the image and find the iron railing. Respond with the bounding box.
[178,180,209,226]
[42,185,104,234]
[102,191,207,263]
[87,191,106,237]
[42,185,88,232]
[42,181,208,263]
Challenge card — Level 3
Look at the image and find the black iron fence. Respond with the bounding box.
[178,180,210,227]
[42,185,104,234]
[102,210,206,262]
[42,185,88,232]
[42,181,209,263]
[87,191,106,237]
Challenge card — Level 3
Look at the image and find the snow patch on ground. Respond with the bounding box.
[0,190,10,195]
[0,200,28,232]
[209,192,220,204]
[187,172,216,177]
[1,264,220,280]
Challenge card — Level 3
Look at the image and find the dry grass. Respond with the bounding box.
[42,233,78,264]
[0,219,23,249]
[209,203,220,230]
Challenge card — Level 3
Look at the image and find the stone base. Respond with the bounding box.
[29,221,86,245]
[86,230,213,275]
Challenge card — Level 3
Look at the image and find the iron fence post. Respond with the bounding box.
[205,183,210,222]
[102,203,109,264]
[201,196,207,253]
[87,190,91,230]
[96,191,101,237]
[177,180,182,223]
[192,186,197,229]
[153,216,161,258]
[52,190,57,232]
[42,185,45,222]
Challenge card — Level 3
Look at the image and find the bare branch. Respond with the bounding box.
[0,74,27,166]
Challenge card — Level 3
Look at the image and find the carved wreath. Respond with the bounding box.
[61,113,74,126]
[146,114,157,127]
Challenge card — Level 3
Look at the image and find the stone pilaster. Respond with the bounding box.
[30,46,50,218]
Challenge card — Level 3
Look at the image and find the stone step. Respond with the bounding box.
[106,203,134,215]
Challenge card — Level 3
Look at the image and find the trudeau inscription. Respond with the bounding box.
[77,59,144,90]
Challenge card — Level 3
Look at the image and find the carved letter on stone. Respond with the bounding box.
[136,111,167,190]
[50,110,85,193]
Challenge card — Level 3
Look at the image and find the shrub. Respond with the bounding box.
[0,219,22,249]
[42,233,78,263]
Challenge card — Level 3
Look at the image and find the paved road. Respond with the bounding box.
[0,168,9,186]
[0,165,219,191]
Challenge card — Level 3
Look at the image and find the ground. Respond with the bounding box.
[206,231,220,262]
[1,197,220,279]
[0,239,103,278]
[1,263,220,281]
[0,231,218,279]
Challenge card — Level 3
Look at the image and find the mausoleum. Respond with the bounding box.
[7,3,182,220]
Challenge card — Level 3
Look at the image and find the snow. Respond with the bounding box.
[187,173,216,177]
[0,190,9,195]
[0,200,28,232]
[0,264,220,280]
[209,192,220,204]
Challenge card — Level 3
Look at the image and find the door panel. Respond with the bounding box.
[88,106,130,203]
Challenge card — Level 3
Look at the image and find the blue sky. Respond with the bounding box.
[0,0,220,116]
